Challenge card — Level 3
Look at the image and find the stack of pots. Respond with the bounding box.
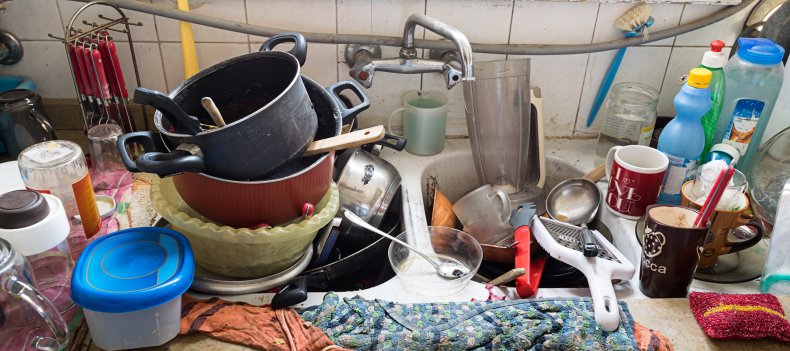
[118,33,371,277]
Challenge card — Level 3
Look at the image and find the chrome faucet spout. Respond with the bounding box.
[402,13,473,81]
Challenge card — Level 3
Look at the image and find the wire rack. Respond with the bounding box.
[48,0,148,133]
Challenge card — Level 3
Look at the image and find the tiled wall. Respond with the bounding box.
[0,0,755,137]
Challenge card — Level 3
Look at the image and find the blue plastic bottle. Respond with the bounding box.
[657,68,713,205]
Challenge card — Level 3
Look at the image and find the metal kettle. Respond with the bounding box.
[0,90,56,158]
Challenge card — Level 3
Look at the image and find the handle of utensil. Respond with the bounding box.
[514,226,534,298]
[327,81,371,125]
[92,49,112,101]
[580,224,599,257]
[259,32,308,67]
[728,218,764,253]
[107,40,129,99]
[388,108,404,136]
[302,125,385,156]
[80,45,98,98]
[98,39,118,98]
[584,163,606,183]
[604,146,622,180]
[494,189,512,223]
[67,44,85,95]
[4,275,70,350]
[370,133,407,152]
[587,273,621,332]
[135,149,206,176]
[133,87,201,135]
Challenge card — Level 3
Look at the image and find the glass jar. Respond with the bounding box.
[595,82,659,158]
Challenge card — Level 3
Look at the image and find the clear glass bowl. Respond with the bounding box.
[388,226,482,297]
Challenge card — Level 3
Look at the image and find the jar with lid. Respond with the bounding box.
[0,190,73,312]
[17,141,101,255]
[595,82,659,158]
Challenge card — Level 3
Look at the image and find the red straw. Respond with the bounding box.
[694,166,735,227]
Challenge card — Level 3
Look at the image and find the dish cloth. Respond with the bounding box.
[180,296,347,351]
[300,293,638,350]
[689,292,790,342]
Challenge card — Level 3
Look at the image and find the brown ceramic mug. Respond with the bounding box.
[680,181,764,269]
[640,205,710,298]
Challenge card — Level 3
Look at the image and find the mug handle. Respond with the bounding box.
[728,218,764,253]
[4,275,69,350]
[605,145,622,180]
[388,108,405,137]
[494,189,512,223]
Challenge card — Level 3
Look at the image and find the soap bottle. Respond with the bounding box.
[657,68,712,205]
[699,40,727,160]
[714,37,785,172]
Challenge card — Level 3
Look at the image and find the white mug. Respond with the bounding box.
[452,185,512,244]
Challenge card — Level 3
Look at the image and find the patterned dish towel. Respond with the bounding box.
[689,292,790,342]
[300,293,638,350]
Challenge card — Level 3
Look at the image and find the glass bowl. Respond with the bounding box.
[388,226,482,297]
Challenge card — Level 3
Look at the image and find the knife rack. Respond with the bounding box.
[48,0,148,133]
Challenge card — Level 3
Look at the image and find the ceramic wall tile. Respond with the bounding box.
[593,3,683,47]
[250,42,338,86]
[114,42,168,94]
[657,46,731,117]
[153,0,248,43]
[56,0,158,42]
[0,0,63,41]
[510,1,598,45]
[1,41,75,98]
[246,0,336,40]
[337,0,371,35]
[425,0,513,43]
[160,42,250,90]
[371,0,426,36]
[674,3,756,47]
[576,46,672,135]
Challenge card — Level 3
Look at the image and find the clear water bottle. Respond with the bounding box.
[595,82,659,159]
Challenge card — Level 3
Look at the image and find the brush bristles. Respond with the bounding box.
[615,3,652,31]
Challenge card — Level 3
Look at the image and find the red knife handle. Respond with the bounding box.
[514,226,535,298]
[68,44,85,95]
[108,41,128,99]
[92,49,112,100]
[98,40,118,98]
[75,45,93,96]
[82,46,100,99]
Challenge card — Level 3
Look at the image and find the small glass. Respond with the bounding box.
[88,123,132,190]
[689,167,748,211]
[595,82,659,158]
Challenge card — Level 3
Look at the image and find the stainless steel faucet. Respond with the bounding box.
[347,13,474,90]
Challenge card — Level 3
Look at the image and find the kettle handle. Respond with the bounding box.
[259,32,308,67]
[4,275,69,350]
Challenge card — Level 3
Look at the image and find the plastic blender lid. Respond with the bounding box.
[737,37,785,65]
[71,228,194,313]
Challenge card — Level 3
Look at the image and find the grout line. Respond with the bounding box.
[505,0,516,60]
[243,0,251,51]
[54,0,66,31]
[571,2,603,135]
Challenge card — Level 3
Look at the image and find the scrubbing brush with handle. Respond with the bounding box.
[586,3,654,128]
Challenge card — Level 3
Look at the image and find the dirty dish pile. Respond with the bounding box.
[388,226,482,296]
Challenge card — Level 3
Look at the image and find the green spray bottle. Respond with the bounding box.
[699,40,727,160]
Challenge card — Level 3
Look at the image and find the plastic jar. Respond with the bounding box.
[595,82,659,158]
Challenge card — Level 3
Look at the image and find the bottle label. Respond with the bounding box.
[722,99,765,154]
[658,153,697,205]
[25,142,73,165]
[601,113,644,142]
[639,125,654,146]
[72,174,101,238]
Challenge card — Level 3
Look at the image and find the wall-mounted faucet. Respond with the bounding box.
[345,13,474,90]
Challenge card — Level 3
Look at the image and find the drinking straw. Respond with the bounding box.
[694,166,735,227]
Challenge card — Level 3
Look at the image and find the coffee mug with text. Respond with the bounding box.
[605,145,669,219]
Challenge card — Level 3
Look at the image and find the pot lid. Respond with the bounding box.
[71,228,194,313]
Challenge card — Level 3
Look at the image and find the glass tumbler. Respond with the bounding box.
[689,167,748,211]
[88,124,132,190]
[595,82,659,158]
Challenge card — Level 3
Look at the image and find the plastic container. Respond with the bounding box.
[0,190,73,312]
[761,52,790,146]
[595,82,659,158]
[699,40,727,160]
[761,178,790,294]
[71,228,194,350]
[657,68,712,205]
[714,38,785,172]
[151,177,339,278]
[388,226,482,297]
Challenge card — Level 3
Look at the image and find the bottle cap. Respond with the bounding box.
[687,68,712,88]
[710,143,740,165]
[0,190,49,229]
[701,40,726,68]
[737,37,784,65]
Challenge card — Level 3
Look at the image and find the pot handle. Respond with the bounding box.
[363,133,407,152]
[259,32,308,67]
[326,81,371,126]
[133,88,201,135]
[117,131,206,176]
[271,273,329,309]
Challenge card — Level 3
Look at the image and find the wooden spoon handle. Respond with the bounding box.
[303,125,385,156]
[201,97,226,127]
[583,163,606,183]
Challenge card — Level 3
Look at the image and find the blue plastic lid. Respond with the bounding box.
[71,228,194,313]
[737,38,785,65]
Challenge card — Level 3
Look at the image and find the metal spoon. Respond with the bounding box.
[343,210,468,279]
[545,178,601,257]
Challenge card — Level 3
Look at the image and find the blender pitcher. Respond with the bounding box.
[0,239,69,351]
[464,59,545,198]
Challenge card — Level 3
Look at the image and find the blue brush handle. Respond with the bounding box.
[586,47,628,128]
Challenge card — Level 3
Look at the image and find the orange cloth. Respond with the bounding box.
[634,322,674,351]
[180,295,346,351]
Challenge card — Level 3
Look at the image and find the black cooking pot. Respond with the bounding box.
[132,33,319,180]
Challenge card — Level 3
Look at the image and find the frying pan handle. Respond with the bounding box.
[133,87,201,135]
[326,81,371,125]
[259,32,308,67]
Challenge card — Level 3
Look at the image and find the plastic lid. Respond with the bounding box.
[737,38,785,65]
[701,40,726,68]
[0,193,69,256]
[687,68,712,88]
[71,228,194,313]
[710,143,740,164]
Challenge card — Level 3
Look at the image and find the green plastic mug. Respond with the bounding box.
[388,90,449,156]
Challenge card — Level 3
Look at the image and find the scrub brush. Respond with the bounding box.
[586,3,654,128]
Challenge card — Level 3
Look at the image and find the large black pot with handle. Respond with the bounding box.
[131,33,319,181]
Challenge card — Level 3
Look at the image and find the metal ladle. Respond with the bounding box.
[343,210,468,279]
[545,178,601,257]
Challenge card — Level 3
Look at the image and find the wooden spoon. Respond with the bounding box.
[302,125,385,156]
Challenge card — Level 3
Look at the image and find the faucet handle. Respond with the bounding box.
[443,62,463,90]
[349,63,374,89]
